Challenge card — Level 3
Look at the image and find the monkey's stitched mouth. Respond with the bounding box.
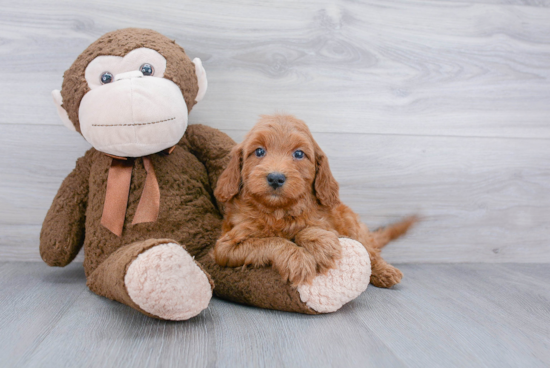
[91,117,176,127]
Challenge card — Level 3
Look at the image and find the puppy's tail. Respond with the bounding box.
[373,215,419,249]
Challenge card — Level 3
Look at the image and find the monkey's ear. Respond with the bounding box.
[51,90,76,132]
[192,58,207,102]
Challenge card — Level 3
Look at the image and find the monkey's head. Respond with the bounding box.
[52,28,207,157]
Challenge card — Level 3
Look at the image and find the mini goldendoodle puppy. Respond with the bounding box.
[214,114,416,287]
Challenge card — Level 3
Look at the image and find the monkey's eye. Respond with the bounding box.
[139,63,154,76]
[100,72,113,84]
[293,150,305,160]
[255,148,266,158]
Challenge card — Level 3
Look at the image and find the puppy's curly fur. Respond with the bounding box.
[214,114,416,287]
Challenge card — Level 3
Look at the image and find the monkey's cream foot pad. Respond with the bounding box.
[297,238,371,313]
[125,243,212,320]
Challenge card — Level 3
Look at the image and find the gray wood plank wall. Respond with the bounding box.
[1,0,549,263]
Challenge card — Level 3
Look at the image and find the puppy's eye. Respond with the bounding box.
[293,150,305,160]
[139,63,154,76]
[100,72,113,84]
[255,148,266,157]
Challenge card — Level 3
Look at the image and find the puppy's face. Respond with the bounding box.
[241,124,316,208]
[215,114,340,209]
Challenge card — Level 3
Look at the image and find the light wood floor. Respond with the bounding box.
[1,262,548,368]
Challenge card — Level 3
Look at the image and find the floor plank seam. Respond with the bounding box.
[14,287,88,367]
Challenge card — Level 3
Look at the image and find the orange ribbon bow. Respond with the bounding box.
[100,147,174,236]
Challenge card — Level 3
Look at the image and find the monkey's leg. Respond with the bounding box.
[198,238,371,314]
[87,238,213,320]
[296,238,371,313]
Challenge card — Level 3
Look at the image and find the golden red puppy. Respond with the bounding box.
[214,114,416,287]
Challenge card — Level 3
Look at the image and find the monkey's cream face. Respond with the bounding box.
[77,48,188,157]
[53,47,207,158]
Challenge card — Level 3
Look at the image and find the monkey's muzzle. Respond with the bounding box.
[79,72,188,157]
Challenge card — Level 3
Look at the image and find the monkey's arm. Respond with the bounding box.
[40,150,93,267]
[182,124,236,193]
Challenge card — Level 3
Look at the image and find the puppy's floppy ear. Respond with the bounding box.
[313,142,340,207]
[215,143,243,203]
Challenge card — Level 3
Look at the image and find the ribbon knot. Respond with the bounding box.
[100,149,172,236]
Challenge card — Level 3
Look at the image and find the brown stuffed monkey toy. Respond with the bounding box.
[41,28,372,320]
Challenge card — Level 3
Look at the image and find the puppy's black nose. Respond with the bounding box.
[267,172,286,189]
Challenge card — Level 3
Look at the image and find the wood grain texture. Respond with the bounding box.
[1,262,548,367]
[0,262,86,368]
[1,0,550,138]
[0,0,549,262]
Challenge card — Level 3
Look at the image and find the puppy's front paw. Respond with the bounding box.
[313,233,342,275]
[295,230,342,275]
[370,264,403,288]
[275,247,317,287]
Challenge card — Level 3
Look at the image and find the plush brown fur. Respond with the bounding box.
[41,29,321,317]
[214,114,416,287]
